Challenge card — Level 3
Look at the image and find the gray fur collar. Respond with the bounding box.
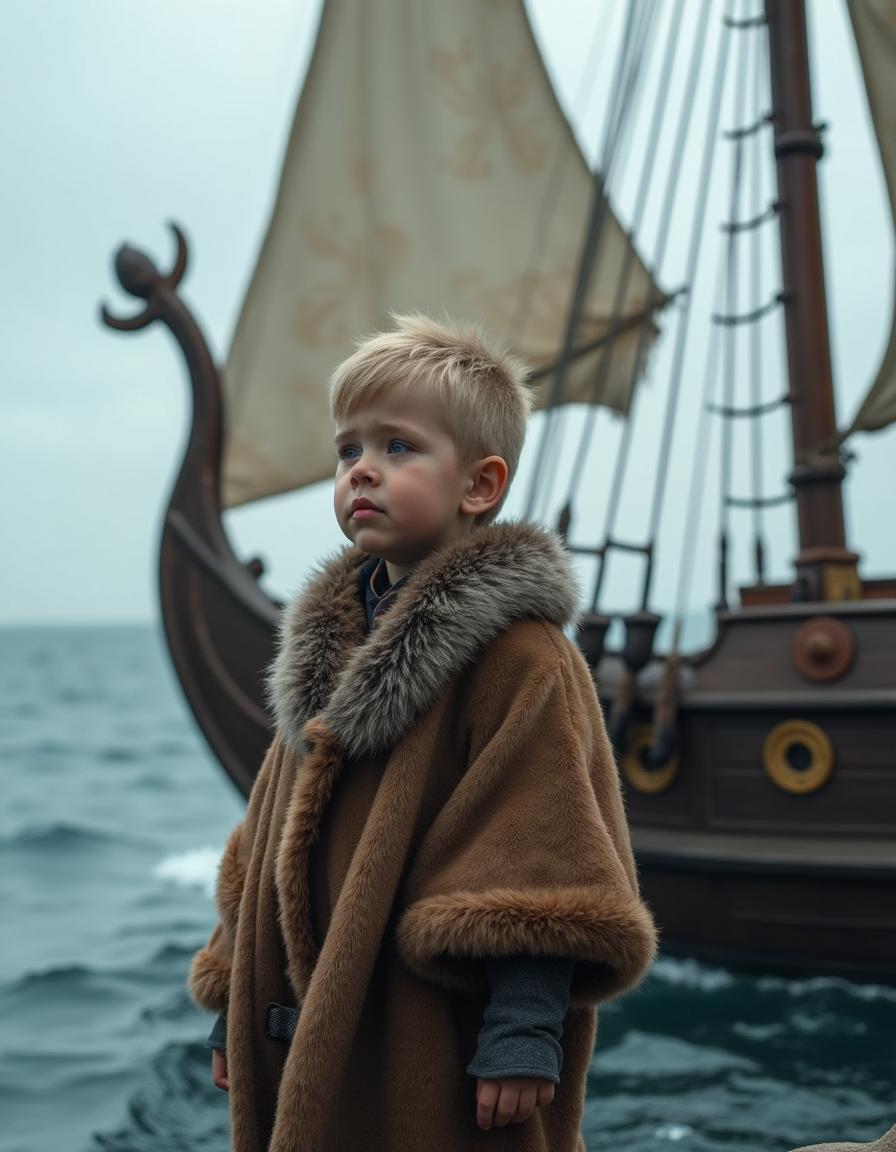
[264,519,581,759]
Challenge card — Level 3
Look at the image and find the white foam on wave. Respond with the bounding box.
[154,847,221,896]
[654,1123,694,1143]
[651,956,736,991]
[756,973,896,1003]
[652,956,896,1003]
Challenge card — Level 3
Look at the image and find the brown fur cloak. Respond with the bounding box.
[188,519,657,1152]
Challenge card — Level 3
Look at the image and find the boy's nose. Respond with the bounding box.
[350,458,379,483]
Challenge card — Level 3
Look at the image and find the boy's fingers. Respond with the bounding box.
[211,1051,230,1092]
[476,1078,554,1129]
[536,1081,555,1106]
[476,1079,500,1130]
[493,1085,521,1127]
[512,1084,538,1122]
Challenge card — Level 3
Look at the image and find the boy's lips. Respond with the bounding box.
[350,493,382,516]
[351,496,384,517]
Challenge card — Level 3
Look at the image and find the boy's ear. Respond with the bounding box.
[460,456,508,518]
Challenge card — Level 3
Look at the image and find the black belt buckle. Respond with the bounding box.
[265,1000,297,1041]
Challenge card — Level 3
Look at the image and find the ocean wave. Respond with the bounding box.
[0,946,196,1006]
[24,738,79,756]
[53,686,100,705]
[153,848,221,896]
[653,1123,695,1143]
[148,942,200,966]
[131,771,176,791]
[149,740,192,758]
[756,973,896,1004]
[0,940,199,1004]
[1,962,98,992]
[0,963,144,1012]
[97,746,141,763]
[650,957,896,1004]
[596,1030,758,1078]
[650,956,737,992]
[87,1042,229,1152]
[113,917,204,939]
[11,700,41,718]
[0,822,146,852]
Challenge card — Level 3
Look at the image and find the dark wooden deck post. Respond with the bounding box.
[764,0,861,602]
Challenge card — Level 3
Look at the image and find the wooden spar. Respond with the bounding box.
[764,0,861,602]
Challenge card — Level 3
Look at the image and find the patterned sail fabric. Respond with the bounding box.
[220,0,661,508]
[842,0,896,438]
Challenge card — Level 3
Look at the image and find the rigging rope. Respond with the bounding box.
[522,0,655,522]
[532,0,661,522]
[558,0,686,533]
[716,1,753,610]
[721,201,778,233]
[670,251,727,650]
[707,391,790,417]
[711,292,782,324]
[748,24,767,581]
[667,10,769,644]
[640,1,739,611]
[712,12,791,596]
[588,0,719,611]
[723,112,771,140]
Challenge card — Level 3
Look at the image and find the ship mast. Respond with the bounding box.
[764,0,861,602]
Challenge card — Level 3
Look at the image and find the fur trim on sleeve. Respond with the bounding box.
[188,943,233,1013]
[392,626,657,1009]
[395,884,657,1007]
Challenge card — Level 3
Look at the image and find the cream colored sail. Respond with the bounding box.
[842,0,896,438]
[221,0,661,509]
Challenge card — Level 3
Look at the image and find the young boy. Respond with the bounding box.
[189,314,656,1152]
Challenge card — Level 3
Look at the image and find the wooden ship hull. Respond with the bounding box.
[101,0,896,981]
[619,596,896,979]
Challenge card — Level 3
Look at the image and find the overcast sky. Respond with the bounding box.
[2,0,893,632]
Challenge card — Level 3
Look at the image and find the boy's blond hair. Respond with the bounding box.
[328,313,533,527]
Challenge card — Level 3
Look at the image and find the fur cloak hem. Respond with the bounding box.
[188,519,657,1152]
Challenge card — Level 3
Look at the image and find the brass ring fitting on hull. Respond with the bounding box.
[791,616,855,682]
[763,720,834,794]
[622,724,680,795]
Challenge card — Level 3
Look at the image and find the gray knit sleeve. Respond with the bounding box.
[465,955,574,1084]
[206,1010,227,1053]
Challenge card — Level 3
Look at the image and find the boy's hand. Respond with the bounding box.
[211,1049,229,1092]
[475,1076,555,1130]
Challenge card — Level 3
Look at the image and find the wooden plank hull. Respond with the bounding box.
[633,830,896,979]
[611,602,896,980]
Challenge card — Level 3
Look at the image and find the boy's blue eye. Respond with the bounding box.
[337,439,411,461]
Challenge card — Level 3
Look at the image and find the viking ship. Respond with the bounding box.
[101,0,896,979]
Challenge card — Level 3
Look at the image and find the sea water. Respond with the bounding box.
[1,625,892,1152]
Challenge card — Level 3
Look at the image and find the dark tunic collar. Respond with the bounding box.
[358,555,412,632]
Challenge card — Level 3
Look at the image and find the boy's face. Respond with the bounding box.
[333,388,506,581]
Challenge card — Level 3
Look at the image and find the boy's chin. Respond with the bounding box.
[345,520,397,552]
[348,520,386,540]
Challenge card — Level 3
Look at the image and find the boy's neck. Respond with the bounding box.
[384,558,415,585]
[383,523,478,585]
